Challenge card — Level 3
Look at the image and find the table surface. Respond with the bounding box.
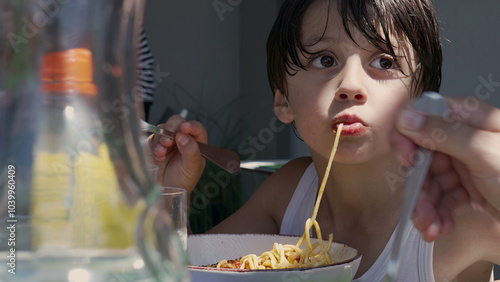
[240,159,289,175]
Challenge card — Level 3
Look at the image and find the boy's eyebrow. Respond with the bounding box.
[304,34,406,56]
[303,35,337,47]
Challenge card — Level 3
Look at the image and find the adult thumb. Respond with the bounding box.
[396,108,471,160]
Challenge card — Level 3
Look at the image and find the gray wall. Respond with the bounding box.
[435,1,500,107]
[144,0,243,151]
[144,0,288,162]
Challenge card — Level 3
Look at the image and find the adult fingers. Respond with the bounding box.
[446,97,500,132]
[391,132,417,166]
[396,106,499,166]
[393,97,500,169]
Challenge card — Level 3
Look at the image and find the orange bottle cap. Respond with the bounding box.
[41,48,97,96]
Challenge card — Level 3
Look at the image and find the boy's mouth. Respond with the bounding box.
[333,115,367,136]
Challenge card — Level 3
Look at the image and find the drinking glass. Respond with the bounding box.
[148,166,188,251]
[159,187,188,251]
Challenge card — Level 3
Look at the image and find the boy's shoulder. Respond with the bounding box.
[271,156,314,187]
[253,156,313,215]
[279,156,313,172]
[262,156,313,191]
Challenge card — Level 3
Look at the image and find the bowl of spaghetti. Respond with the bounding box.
[188,125,360,281]
[187,233,361,282]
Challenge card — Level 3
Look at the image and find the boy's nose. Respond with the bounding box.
[336,92,366,101]
[334,61,367,103]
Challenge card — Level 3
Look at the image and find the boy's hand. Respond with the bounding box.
[148,115,206,194]
[393,97,500,241]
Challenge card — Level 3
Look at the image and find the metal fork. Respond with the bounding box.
[140,119,241,174]
[384,92,449,282]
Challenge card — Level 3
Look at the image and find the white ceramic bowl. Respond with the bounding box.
[187,234,361,282]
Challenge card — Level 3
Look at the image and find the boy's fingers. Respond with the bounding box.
[175,133,206,176]
[148,115,188,159]
[180,120,208,144]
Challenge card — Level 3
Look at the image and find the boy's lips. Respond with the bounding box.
[333,115,367,136]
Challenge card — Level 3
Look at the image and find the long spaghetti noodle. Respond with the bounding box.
[214,124,344,270]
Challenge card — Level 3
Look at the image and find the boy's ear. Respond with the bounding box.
[273,90,294,123]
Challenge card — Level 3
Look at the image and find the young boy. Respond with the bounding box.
[151,0,500,280]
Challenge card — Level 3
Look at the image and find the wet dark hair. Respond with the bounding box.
[266,0,442,98]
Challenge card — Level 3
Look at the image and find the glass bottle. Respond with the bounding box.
[0,0,188,281]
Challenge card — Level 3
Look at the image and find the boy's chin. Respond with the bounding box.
[333,150,394,166]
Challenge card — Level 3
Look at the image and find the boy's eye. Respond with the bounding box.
[371,57,394,70]
[311,55,337,68]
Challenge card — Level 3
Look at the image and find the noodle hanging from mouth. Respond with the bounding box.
[213,124,344,270]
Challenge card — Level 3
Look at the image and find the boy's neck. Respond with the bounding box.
[315,154,406,277]
[314,152,405,225]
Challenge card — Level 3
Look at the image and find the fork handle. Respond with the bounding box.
[197,142,240,173]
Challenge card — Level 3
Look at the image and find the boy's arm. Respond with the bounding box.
[206,157,312,234]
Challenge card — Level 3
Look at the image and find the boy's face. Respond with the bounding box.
[274,1,417,164]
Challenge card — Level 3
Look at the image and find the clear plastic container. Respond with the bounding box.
[0,1,188,281]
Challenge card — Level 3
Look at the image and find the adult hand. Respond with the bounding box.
[148,115,206,194]
[394,97,500,241]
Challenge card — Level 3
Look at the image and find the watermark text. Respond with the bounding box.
[6,165,17,275]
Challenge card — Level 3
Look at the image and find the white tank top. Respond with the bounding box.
[280,163,435,282]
